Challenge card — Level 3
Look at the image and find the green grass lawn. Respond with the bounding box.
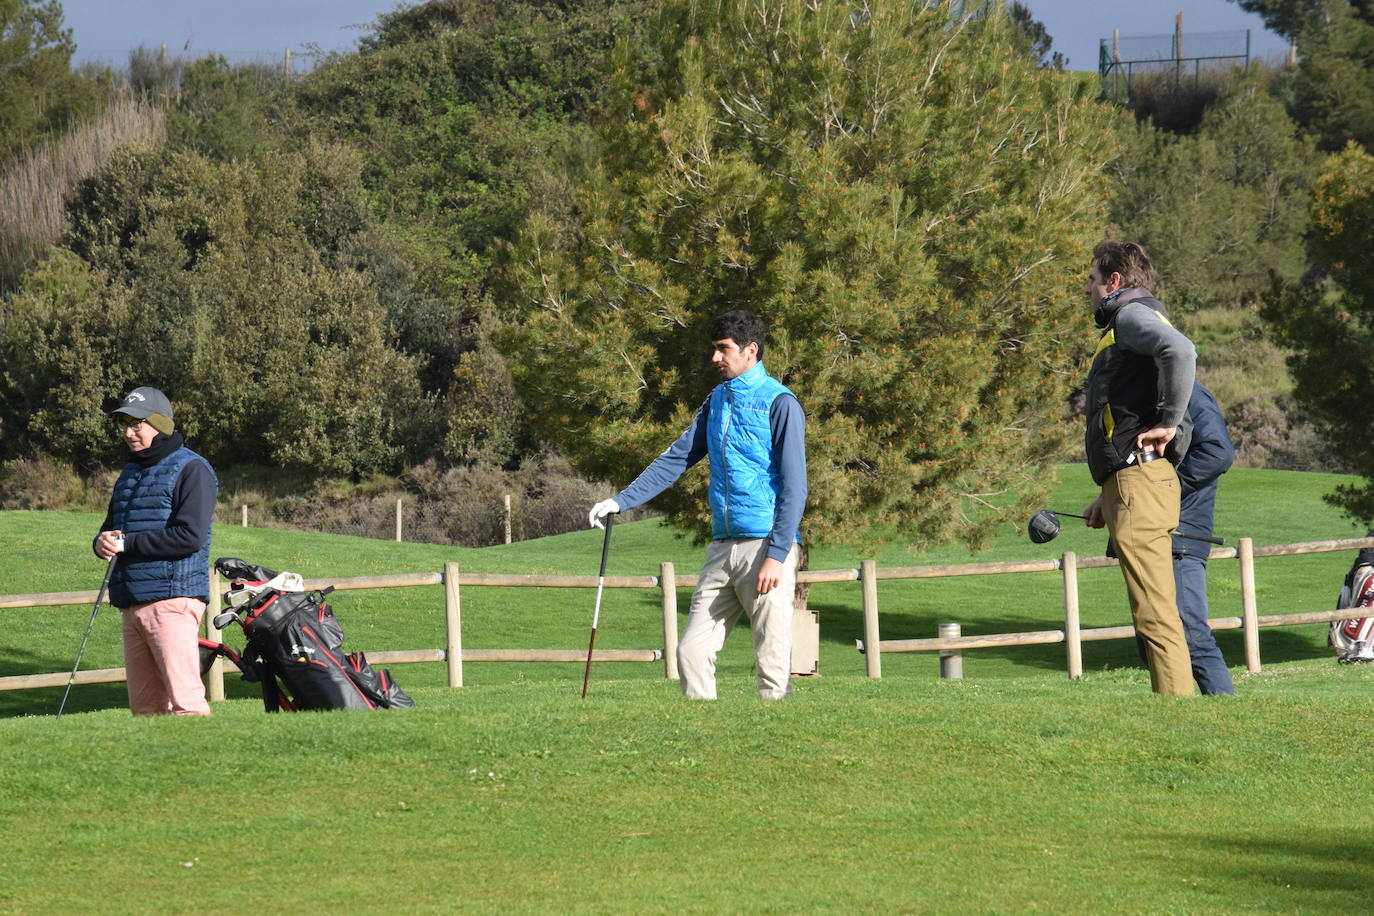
[1,466,1372,912]
[2,464,1364,714]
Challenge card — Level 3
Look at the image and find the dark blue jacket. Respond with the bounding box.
[1173,381,1234,558]
[101,443,217,607]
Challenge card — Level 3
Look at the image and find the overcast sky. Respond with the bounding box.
[62,0,1291,72]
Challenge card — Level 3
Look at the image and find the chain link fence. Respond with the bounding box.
[1099,28,1254,99]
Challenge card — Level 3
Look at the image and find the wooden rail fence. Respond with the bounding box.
[2,536,1370,699]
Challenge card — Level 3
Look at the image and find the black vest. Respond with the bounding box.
[1083,294,1192,486]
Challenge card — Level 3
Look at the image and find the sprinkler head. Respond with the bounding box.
[1027,509,1061,544]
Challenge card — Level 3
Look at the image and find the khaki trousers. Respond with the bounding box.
[677,539,798,700]
[1102,460,1195,696]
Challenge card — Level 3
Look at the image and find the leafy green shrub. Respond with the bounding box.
[0,453,83,509]
[1107,69,1316,312]
[0,142,428,476]
[501,0,1121,551]
[1262,145,1374,515]
[0,0,110,163]
[0,96,164,293]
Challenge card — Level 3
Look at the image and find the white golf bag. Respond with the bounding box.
[1332,545,1374,663]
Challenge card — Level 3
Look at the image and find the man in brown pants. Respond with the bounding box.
[1080,241,1196,696]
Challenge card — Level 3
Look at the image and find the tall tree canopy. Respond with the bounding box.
[0,143,424,475]
[0,0,106,161]
[1232,1,1374,150]
[501,0,1119,550]
[1262,144,1374,517]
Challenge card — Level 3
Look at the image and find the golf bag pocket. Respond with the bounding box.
[345,652,415,708]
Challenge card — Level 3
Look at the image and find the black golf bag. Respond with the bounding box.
[210,557,414,711]
[1332,538,1374,664]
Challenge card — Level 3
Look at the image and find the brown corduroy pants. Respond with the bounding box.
[1102,460,1195,696]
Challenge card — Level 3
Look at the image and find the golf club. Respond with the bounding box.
[581,512,616,698]
[56,553,118,720]
[1027,509,1224,546]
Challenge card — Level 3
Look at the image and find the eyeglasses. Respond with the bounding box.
[115,417,147,431]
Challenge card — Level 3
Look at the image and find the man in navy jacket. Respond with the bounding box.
[94,387,217,715]
[1166,381,1236,694]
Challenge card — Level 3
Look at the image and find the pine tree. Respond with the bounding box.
[500,0,1120,550]
[1262,145,1374,516]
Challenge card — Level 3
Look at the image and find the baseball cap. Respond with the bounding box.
[112,386,174,435]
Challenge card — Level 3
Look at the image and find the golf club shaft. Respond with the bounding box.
[1176,530,1225,546]
[581,513,616,698]
[1049,510,1225,546]
[57,554,118,720]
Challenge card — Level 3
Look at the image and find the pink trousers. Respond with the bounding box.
[122,597,211,716]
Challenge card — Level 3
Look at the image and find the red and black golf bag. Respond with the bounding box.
[1332,538,1374,664]
[206,557,414,711]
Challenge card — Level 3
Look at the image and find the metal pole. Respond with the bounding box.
[938,622,963,679]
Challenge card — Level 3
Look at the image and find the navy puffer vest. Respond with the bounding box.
[108,447,214,607]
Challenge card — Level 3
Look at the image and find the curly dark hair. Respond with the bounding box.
[1092,240,1157,290]
[707,309,766,358]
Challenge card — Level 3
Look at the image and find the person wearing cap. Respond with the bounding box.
[1079,241,1196,697]
[93,387,218,716]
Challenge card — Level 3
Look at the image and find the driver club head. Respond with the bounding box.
[1027,509,1061,544]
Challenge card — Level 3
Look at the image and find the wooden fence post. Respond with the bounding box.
[504,494,512,545]
[395,498,403,543]
[660,561,679,681]
[1063,551,1082,680]
[861,559,881,678]
[206,553,224,701]
[444,562,463,687]
[241,504,248,527]
[1240,537,1260,672]
[938,622,962,679]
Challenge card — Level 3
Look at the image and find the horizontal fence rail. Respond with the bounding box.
[3,537,1371,701]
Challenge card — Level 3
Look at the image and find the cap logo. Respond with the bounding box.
[125,392,145,403]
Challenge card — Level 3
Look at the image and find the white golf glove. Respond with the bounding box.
[588,498,620,529]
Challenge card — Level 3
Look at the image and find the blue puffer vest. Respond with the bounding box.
[108,447,214,608]
[706,361,797,542]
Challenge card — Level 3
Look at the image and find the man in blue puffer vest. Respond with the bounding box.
[588,310,807,699]
[94,387,218,716]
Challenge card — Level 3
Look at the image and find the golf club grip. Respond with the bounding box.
[598,512,615,577]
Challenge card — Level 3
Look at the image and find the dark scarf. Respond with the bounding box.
[129,431,185,468]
